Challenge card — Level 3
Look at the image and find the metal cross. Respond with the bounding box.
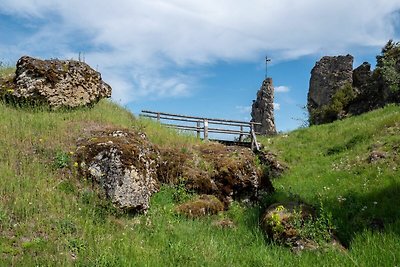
[265,56,271,79]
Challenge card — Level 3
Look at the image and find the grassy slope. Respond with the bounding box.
[0,88,399,266]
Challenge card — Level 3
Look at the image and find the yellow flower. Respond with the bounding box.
[69,151,74,155]
[7,89,14,93]
[73,162,79,167]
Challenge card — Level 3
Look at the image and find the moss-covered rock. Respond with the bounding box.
[159,142,274,207]
[9,56,111,109]
[76,129,159,212]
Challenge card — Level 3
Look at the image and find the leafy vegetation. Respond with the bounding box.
[376,39,400,92]
[1,64,400,266]
[309,82,356,124]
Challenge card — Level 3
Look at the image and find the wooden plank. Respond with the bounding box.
[164,124,251,136]
[141,114,253,128]
[140,114,201,124]
[142,110,261,126]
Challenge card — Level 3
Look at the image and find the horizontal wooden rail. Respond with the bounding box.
[140,110,260,151]
[142,110,261,126]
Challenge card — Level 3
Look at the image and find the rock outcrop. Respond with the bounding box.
[251,78,277,135]
[76,129,159,212]
[307,55,354,124]
[308,41,400,125]
[75,128,275,213]
[158,142,274,207]
[10,56,111,108]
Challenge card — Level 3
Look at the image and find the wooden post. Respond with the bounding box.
[250,124,260,152]
[157,113,160,122]
[197,121,201,138]
[239,125,244,142]
[203,119,208,141]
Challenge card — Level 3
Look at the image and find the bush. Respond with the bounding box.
[310,82,356,124]
[376,40,400,93]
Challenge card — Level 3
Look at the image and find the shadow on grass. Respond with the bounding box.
[326,182,400,247]
[259,183,400,248]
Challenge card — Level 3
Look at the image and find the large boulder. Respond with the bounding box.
[251,78,277,135]
[308,55,354,124]
[11,56,111,108]
[76,129,159,212]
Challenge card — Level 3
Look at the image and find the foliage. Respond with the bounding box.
[309,82,356,124]
[376,39,400,92]
[294,202,335,245]
[54,150,71,168]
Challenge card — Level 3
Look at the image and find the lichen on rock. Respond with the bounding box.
[76,129,159,212]
[9,56,111,108]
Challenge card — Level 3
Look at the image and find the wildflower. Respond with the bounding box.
[6,89,14,93]
[73,162,79,167]
[39,138,43,142]
[69,151,74,155]
[361,206,367,211]
[373,201,378,205]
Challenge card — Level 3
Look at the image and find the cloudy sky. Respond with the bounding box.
[1,0,400,132]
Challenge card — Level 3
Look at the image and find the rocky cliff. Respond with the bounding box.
[307,40,400,125]
[251,78,277,135]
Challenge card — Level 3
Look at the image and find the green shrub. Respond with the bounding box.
[376,40,400,93]
[310,82,356,124]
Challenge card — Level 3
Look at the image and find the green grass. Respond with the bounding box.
[0,63,399,265]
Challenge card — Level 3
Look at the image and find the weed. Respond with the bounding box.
[173,177,192,204]
[54,150,71,168]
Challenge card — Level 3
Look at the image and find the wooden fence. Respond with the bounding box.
[140,110,261,151]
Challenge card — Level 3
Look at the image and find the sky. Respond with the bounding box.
[1,0,400,133]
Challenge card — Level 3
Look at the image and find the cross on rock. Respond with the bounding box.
[265,56,271,79]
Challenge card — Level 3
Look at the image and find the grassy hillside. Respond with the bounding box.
[0,68,399,265]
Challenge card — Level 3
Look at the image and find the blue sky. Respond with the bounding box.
[1,1,400,132]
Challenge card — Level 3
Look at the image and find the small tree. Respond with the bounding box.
[376,40,400,92]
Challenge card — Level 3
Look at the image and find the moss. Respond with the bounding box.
[175,194,224,218]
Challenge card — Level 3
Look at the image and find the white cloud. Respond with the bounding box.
[275,86,290,93]
[274,102,281,111]
[1,0,400,102]
[235,105,252,114]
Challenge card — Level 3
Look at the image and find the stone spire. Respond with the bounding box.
[251,78,277,135]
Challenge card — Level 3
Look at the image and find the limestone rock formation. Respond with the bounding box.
[11,56,111,108]
[352,62,372,92]
[307,41,400,125]
[251,78,277,135]
[307,55,354,124]
[76,129,159,212]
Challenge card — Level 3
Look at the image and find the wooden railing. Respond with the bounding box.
[140,110,261,151]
